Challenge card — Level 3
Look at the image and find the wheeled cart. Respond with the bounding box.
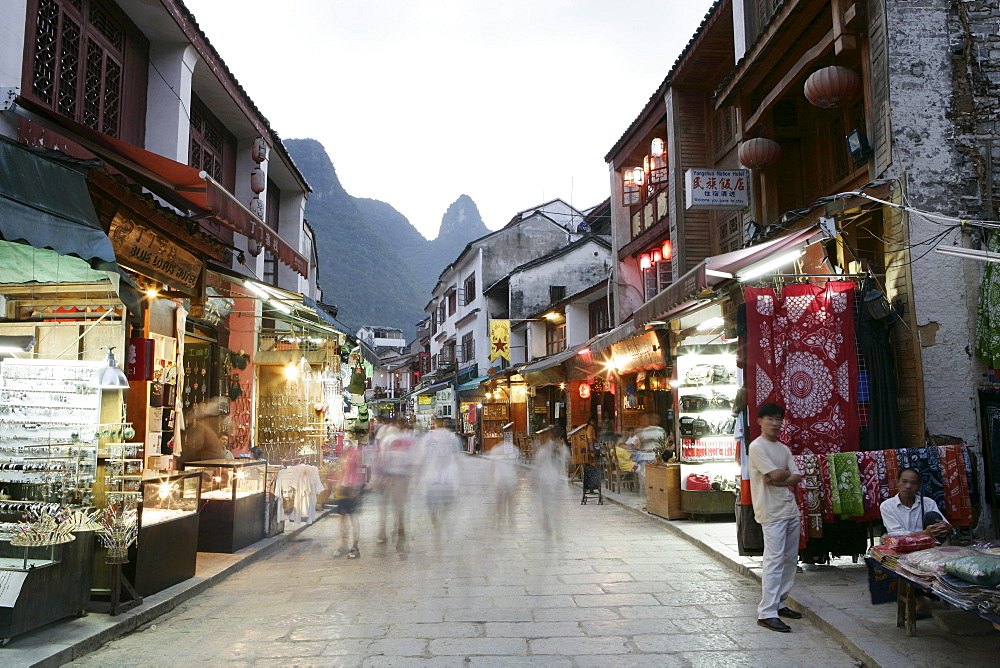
[581,465,603,504]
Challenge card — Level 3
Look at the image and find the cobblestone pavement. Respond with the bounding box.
[71,457,857,667]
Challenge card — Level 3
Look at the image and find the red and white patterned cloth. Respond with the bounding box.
[745,282,860,456]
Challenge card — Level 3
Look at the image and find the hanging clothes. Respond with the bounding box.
[829,452,863,518]
[274,464,324,524]
[856,277,904,451]
[745,282,860,456]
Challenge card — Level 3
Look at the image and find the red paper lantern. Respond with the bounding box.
[662,240,672,260]
[803,66,862,109]
[738,138,782,170]
[579,383,591,399]
[639,253,652,270]
[250,167,266,194]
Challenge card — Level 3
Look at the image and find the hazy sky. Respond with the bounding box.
[183,0,718,238]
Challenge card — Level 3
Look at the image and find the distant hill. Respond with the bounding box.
[284,139,489,339]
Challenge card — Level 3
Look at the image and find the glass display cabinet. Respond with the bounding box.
[181,460,266,553]
[124,471,202,597]
[0,530,93,644]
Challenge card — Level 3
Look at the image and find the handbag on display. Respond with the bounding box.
[709,391,732,410]
[686,473,712,491]
[680,394,709,413]
[711,365,735,385]
[684,365,712,386]
[691,418,710,438]
[679,416,696,437]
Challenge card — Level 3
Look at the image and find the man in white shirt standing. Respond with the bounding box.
[748,403,803,633]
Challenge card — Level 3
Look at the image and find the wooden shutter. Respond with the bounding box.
[868,0,892,175]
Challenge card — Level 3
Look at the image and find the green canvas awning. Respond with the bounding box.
[0,138,116,270]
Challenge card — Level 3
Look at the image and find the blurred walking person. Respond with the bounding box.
[420,416,462,549]
[487,433,518,529]
[333,440,365,559]
[375,418,417,553]
[532,426,567,542]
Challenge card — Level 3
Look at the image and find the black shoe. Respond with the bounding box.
[777,607,802,619]
[348,547,359,559]
[757,618,791,633]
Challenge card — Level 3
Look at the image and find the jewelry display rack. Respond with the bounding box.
[0,360,100,643]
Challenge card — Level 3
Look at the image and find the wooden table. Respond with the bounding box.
[865,557,1000,636]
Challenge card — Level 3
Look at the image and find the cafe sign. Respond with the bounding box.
[109,212,203,294]
[684,168,749,210]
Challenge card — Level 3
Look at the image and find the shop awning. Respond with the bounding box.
[634,225,823,326]
[609,330,666,374]
[519,343,590,386]
[419,380,452,395]
[457,375,490,395]
[0,138,116,270]
[5,97,308,277]
[588,321,636,357]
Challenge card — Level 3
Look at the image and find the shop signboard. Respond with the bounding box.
[609,331,667,374]
[417,394,433,405]
[109,212,203,294]
[684,169,749,210]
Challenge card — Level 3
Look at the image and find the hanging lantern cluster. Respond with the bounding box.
[249,136,267,223]
[738,137,782,170]
[803,66,861,109]
[622,137,667,207]
[638,237,672,272]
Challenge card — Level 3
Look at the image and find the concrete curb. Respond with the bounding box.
[577,482,914,668]
[11,508,336,668]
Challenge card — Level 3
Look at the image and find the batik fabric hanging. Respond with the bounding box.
[745,281,860,455]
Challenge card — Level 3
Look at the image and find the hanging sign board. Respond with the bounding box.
[109,212,203,294]
[684,169,749,210]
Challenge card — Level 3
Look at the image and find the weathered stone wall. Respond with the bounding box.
[884,0,998,448]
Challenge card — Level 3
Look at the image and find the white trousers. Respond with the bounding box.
[758,517,800,619]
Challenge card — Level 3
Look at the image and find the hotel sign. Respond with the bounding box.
[110,212,202,294]
[684,169,749,210]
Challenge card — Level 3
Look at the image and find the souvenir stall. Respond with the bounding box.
[739,272,972,558]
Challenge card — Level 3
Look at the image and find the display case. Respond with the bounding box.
[123,471,201,596]
[181,459,266,553]
[0,359,104,507]
[0,532,93,644]
[675,352,738,463]
[480,402,510,451]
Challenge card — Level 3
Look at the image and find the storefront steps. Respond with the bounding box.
[577,481,999,668]
[1,508,337,668]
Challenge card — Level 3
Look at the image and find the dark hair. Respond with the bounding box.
[757,402,785,419]
[898,467,921,481]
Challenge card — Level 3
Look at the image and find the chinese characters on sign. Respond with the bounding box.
[109,212,204,294]
[684,168,750,210]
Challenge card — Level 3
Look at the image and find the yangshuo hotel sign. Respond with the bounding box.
[684,168,749,210]
[109,213,203,294]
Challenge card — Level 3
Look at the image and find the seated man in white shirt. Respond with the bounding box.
[879,468,951,540]
[879,467,951,618]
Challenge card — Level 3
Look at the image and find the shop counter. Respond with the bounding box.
[0,531,94,644]
[680,489,736,520]
[124,471,202,596]
[182,460,267,553]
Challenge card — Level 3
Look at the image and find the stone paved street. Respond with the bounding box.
[71,457,856,666]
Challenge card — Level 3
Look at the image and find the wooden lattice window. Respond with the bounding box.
[29,0,129,137]
[719,212,741,253]
[463,274,476,306]
[712,106,737,156]
[190,97,228,183]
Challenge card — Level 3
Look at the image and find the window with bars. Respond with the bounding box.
[545,322,566,356]
[28,0,135,138]
[461,332,475,363]
[262,252,278,287]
